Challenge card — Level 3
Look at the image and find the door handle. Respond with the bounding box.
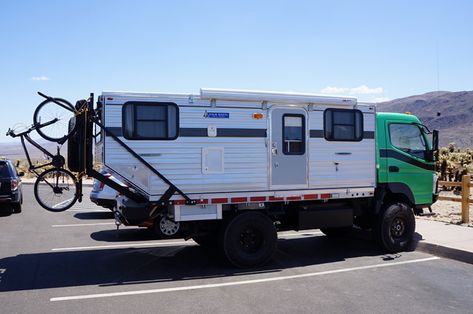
[389,166,400,173]
[271,142,278,155]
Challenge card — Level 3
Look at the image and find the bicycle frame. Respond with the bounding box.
[8,119,65,176]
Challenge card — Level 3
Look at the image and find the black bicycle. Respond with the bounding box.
[7,120,79,212]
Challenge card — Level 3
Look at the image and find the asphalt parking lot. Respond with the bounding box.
[1,185,473,313]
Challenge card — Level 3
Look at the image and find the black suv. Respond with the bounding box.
[0,159,24,213]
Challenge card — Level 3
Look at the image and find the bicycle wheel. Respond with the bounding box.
[33,97,77,143]
[34,168,79,212]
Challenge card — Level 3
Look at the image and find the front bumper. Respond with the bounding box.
[432,192,439,204]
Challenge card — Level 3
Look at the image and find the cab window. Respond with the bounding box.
[389,123,427,159]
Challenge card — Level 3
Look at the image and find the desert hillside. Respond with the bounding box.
[377,91,473,147]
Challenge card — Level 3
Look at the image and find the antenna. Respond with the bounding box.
[436,42,440,91]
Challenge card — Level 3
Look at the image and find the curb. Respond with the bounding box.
[415,241,473,265]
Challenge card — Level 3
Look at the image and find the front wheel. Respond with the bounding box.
[34,168,79,212]
[33,97,76,143]
[373,202,415,253]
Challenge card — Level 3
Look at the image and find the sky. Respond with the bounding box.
[1,0,472,142]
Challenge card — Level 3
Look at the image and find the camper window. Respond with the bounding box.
[283,114,305,155]
[324,109,363,141]
[122,102,179,140]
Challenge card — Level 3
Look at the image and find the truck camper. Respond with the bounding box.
[8,89,439,267]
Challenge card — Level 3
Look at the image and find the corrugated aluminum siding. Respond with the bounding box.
[102,93,376,198]
[308,109,376,188]
[104,104,268,196]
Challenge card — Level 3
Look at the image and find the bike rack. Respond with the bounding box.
[8,91,194,210]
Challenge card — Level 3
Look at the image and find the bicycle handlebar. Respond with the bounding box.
[37,91,50,100]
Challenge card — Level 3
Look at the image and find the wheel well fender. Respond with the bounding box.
[375,183,415,214]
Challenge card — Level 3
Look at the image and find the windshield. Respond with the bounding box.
[389,123,427,158]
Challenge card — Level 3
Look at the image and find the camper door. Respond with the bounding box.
[270,107,308,188]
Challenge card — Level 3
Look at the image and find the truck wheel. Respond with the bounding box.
[222,212,277,268]
[373,202,415,253]
[320,227,352,237]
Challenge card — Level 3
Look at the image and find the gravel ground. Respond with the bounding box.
[421,189,473,227]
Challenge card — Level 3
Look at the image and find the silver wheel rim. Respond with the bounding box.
[159,216,180,236]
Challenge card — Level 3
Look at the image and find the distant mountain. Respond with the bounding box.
[0,140,66,161]
[377,91,473,147]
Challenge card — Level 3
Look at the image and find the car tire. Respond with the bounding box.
[373,202,415,253]
[12,203,22,214]
[222,211,277,268]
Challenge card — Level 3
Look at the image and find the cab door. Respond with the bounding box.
[384,121,434,205]
[270,107,308,188]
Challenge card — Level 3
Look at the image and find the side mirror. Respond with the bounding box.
[17,171,25,177]
[432,130,439,151]
[425,150,435,162]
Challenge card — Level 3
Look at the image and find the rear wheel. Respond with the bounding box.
[222,212,277,268]
[373,202,415,253]
[34,168,78,212]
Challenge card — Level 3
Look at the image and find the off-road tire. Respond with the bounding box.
[373,202,415,253]
[222,211,277,268]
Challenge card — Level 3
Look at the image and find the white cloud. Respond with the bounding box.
[31,76,50,81]
[320,86,350,94]
[349,85,383,95]
[320,85,383,95]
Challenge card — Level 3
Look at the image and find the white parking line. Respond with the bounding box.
[51,241,193,251]
[50,256,440,302]
[52,222,117,228]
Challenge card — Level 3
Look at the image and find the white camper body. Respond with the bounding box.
[96,89,376,221]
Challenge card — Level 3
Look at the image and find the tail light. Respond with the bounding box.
[98,173,112,191]
[11,179,19,191]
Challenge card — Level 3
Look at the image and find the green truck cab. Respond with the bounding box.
[368,112,438,252]
[376,112,438,207]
